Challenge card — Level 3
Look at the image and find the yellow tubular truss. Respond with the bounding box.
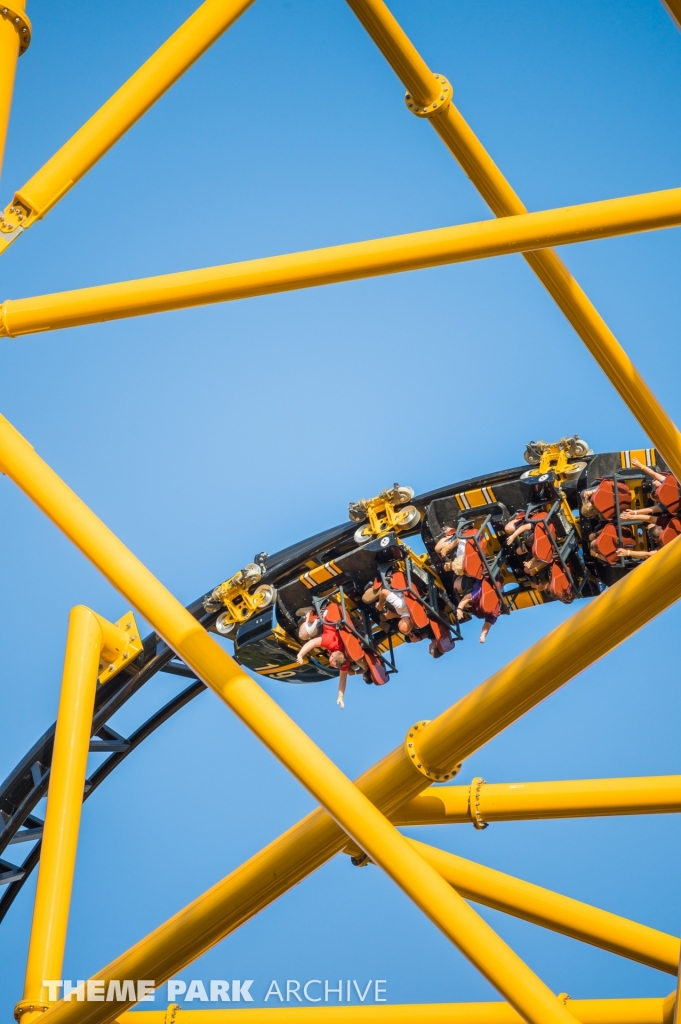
[17,607,133,1024]
[2,405,681,1023]
[0,413,588,1024]
[1,186,681,339]
[344,0,681,479]
[0,0,255,248]
[3,3,681,1019]
[393,776,681,825]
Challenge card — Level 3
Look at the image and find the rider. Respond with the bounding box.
[362,579,414,635]
[455,577,499,643]
[504,514,533,556]
[297,607,321,642]
[504,513,552,578]
[630,456,679,511]
[617,509,681,557]
[296,609,367,709]
[434,528,465,575]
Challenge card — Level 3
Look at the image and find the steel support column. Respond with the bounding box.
[16,607,132,1024]
[344,0,681,479]
[1,186,681,338]
[0,1,27,180]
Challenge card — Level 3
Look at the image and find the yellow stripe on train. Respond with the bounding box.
[454,485,496,511]
[300,559,343,589]
[620,448,657,469]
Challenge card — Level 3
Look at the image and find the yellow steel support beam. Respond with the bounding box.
[16,606,137,1024]
[2,414,681,1024]
[117,1000,676,1024]
[1,186,681,339]
[661,0,681,31]
[0,418,585,1024]
[408,839,678,974]
[344,0,681,480]
[0,0,254,253]
[393,776,681,826]
[0,1,28,181]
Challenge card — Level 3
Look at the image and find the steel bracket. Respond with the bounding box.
[97,611,143,686]
[165,1004,181,1024]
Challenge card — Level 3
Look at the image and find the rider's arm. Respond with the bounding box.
[616,548,657,560]
[337,671,347,708]
[632,458,666,484]
[506,523,532,546]
[297,637,323,664]
[621,510,657,522]
[479,620,494,643]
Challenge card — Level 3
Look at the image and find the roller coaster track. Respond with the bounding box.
[0,447,666,924]
[0,468,513,921]
[2,2,681,1023]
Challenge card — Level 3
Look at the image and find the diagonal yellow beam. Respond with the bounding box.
[344,0,681,479]
[0,418,582,1024]
[0,0,255,253]
[0,1,29,181]
[661,0,681,30]
[407,838,678,974]
[116,999,676,1024]
[1,185,681,339]
[3,407,681,1023]
[393,775,681,826]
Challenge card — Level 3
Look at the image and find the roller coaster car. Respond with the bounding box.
[581,448,670,585]
[218,439,673,686]
[423,477,587,612]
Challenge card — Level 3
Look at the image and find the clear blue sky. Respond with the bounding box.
[1,0,681,1014]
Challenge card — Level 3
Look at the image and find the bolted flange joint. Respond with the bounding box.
[470,776,488,830]
[404,74,452,118]
[14,1001,50,1022]
[165,1004,181,1024]
[404,720,462,782]
[1,4,32,56]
